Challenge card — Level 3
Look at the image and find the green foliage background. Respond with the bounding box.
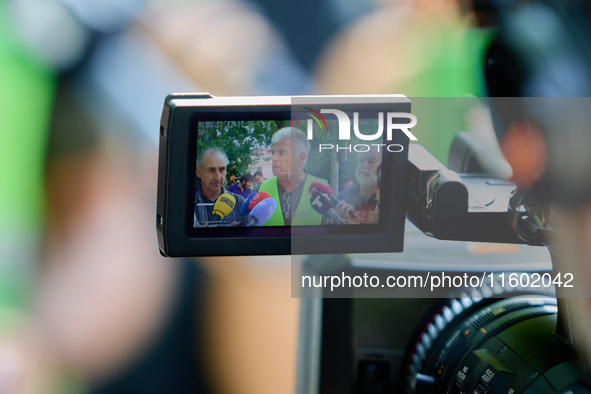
[197,120,279,182]
[294,119,358,189]
[302,117,380,192]
[197,118,368,191]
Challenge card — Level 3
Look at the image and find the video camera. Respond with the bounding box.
[155,92,590,393]
[155,93,533,257]
[292,0,591,390]
[156,93,413,257]
[156,1,591,392]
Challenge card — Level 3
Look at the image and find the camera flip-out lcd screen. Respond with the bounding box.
[192,115,395,228]
[157,93,411,256]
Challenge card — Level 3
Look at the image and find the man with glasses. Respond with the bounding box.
[258,127,328,226]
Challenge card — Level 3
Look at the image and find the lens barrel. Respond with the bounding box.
[407,297,589,394]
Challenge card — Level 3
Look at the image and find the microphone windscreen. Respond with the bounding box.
[309,181,333,196]
[248,191,271,210]
[309,192,331,215]
[249,198,277,225]
[213,193,236,219]
[241,192,257,215]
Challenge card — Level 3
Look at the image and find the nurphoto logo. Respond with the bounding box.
[304,108,417,153]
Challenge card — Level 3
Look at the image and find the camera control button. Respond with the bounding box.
[472,383,489,394]
[412,373,435,390]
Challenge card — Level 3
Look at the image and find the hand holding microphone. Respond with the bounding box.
[333,200,358,223]
[309,192,347,225]
[308,181,360,220]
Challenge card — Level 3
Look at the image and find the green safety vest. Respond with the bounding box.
[258,175,327,226]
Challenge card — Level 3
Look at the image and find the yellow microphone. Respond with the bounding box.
[212,193,236,220]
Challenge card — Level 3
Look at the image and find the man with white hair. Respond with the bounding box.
[334,147,382,224]
[259,127,328,226]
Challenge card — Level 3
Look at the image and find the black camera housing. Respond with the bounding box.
[156,93,412,257]
[296,241,559,393]
[156,93,590,393]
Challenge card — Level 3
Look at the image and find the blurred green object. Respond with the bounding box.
[400,23,493,165]
[0,1,56,309]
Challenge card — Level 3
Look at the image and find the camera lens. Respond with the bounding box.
[406,296,588,394]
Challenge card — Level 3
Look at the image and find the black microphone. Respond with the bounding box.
[309,181,359,220]
[309,192,347,225]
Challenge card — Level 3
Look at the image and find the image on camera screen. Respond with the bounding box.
[193,117,386,228]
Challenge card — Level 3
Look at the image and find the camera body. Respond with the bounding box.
[157,93,413,257]
[293,134,591,393]
[156,93,590,393]
[295,232,591,394]
[296,247,568,393]
[295,142,590,393]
